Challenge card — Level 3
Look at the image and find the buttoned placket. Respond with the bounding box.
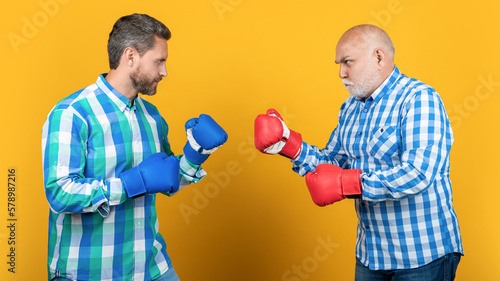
[355,98,374,262]
[353,98,372,163]
[124,103,146,280]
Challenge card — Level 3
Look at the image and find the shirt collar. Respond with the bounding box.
[365,66,401,104]
[96,74,137,112]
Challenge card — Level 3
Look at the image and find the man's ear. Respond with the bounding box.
[123,47,137,67]
[374,48,387,69]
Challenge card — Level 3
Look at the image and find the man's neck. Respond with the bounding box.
[364,65,396,100]
[105,69,138,102]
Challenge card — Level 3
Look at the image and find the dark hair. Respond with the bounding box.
[107,13,171,69]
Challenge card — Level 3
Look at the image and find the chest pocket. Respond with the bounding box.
[368,125,400,163]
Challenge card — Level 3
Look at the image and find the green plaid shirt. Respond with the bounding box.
[42,74,205,280]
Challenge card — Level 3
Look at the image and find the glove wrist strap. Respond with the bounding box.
[280,130,303,159]
[183,142,209,165]
[120,167,147,198]
[341,169,362,198]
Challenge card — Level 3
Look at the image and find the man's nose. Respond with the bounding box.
[159,65,167,77]
[339,64,347,79]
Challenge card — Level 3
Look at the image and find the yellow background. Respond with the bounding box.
[1,0,499,280]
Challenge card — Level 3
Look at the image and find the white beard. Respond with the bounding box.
[343,62,381,99]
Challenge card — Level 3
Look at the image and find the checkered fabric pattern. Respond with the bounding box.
[42,74,205,280]
[292,66,463,270]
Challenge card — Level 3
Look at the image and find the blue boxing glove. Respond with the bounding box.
[120,152,180,198]
[183,114,228,164]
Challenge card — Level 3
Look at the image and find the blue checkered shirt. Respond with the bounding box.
[292,66,463,270]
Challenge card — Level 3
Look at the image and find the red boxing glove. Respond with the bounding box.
[305,164,362,207]
[254,108,302,159]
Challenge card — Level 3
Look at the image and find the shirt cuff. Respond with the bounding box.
[164,156,206,197]
[179,155,207,183]
[108,178,127,205]
[82,179,110,217]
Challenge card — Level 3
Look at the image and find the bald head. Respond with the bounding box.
[338,24,395,60]
[335,25,396,99]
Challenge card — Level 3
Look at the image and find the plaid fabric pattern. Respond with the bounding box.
[42,74,205,280]
[292,67,463,270]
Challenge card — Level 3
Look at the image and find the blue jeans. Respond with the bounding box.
[355,253,461,281]
[51,266,180,281]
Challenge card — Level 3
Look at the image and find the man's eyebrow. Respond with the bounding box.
[335,56,350,64]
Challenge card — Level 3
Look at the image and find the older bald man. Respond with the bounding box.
[254,25,463,280]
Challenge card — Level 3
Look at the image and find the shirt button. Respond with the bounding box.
[365,225,370,229]
[364,109,368,112]
[356,155,360,159]
[357,132,362,136]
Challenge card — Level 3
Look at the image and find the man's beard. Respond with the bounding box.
[130,69,161,96]
[342,62,381,99]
